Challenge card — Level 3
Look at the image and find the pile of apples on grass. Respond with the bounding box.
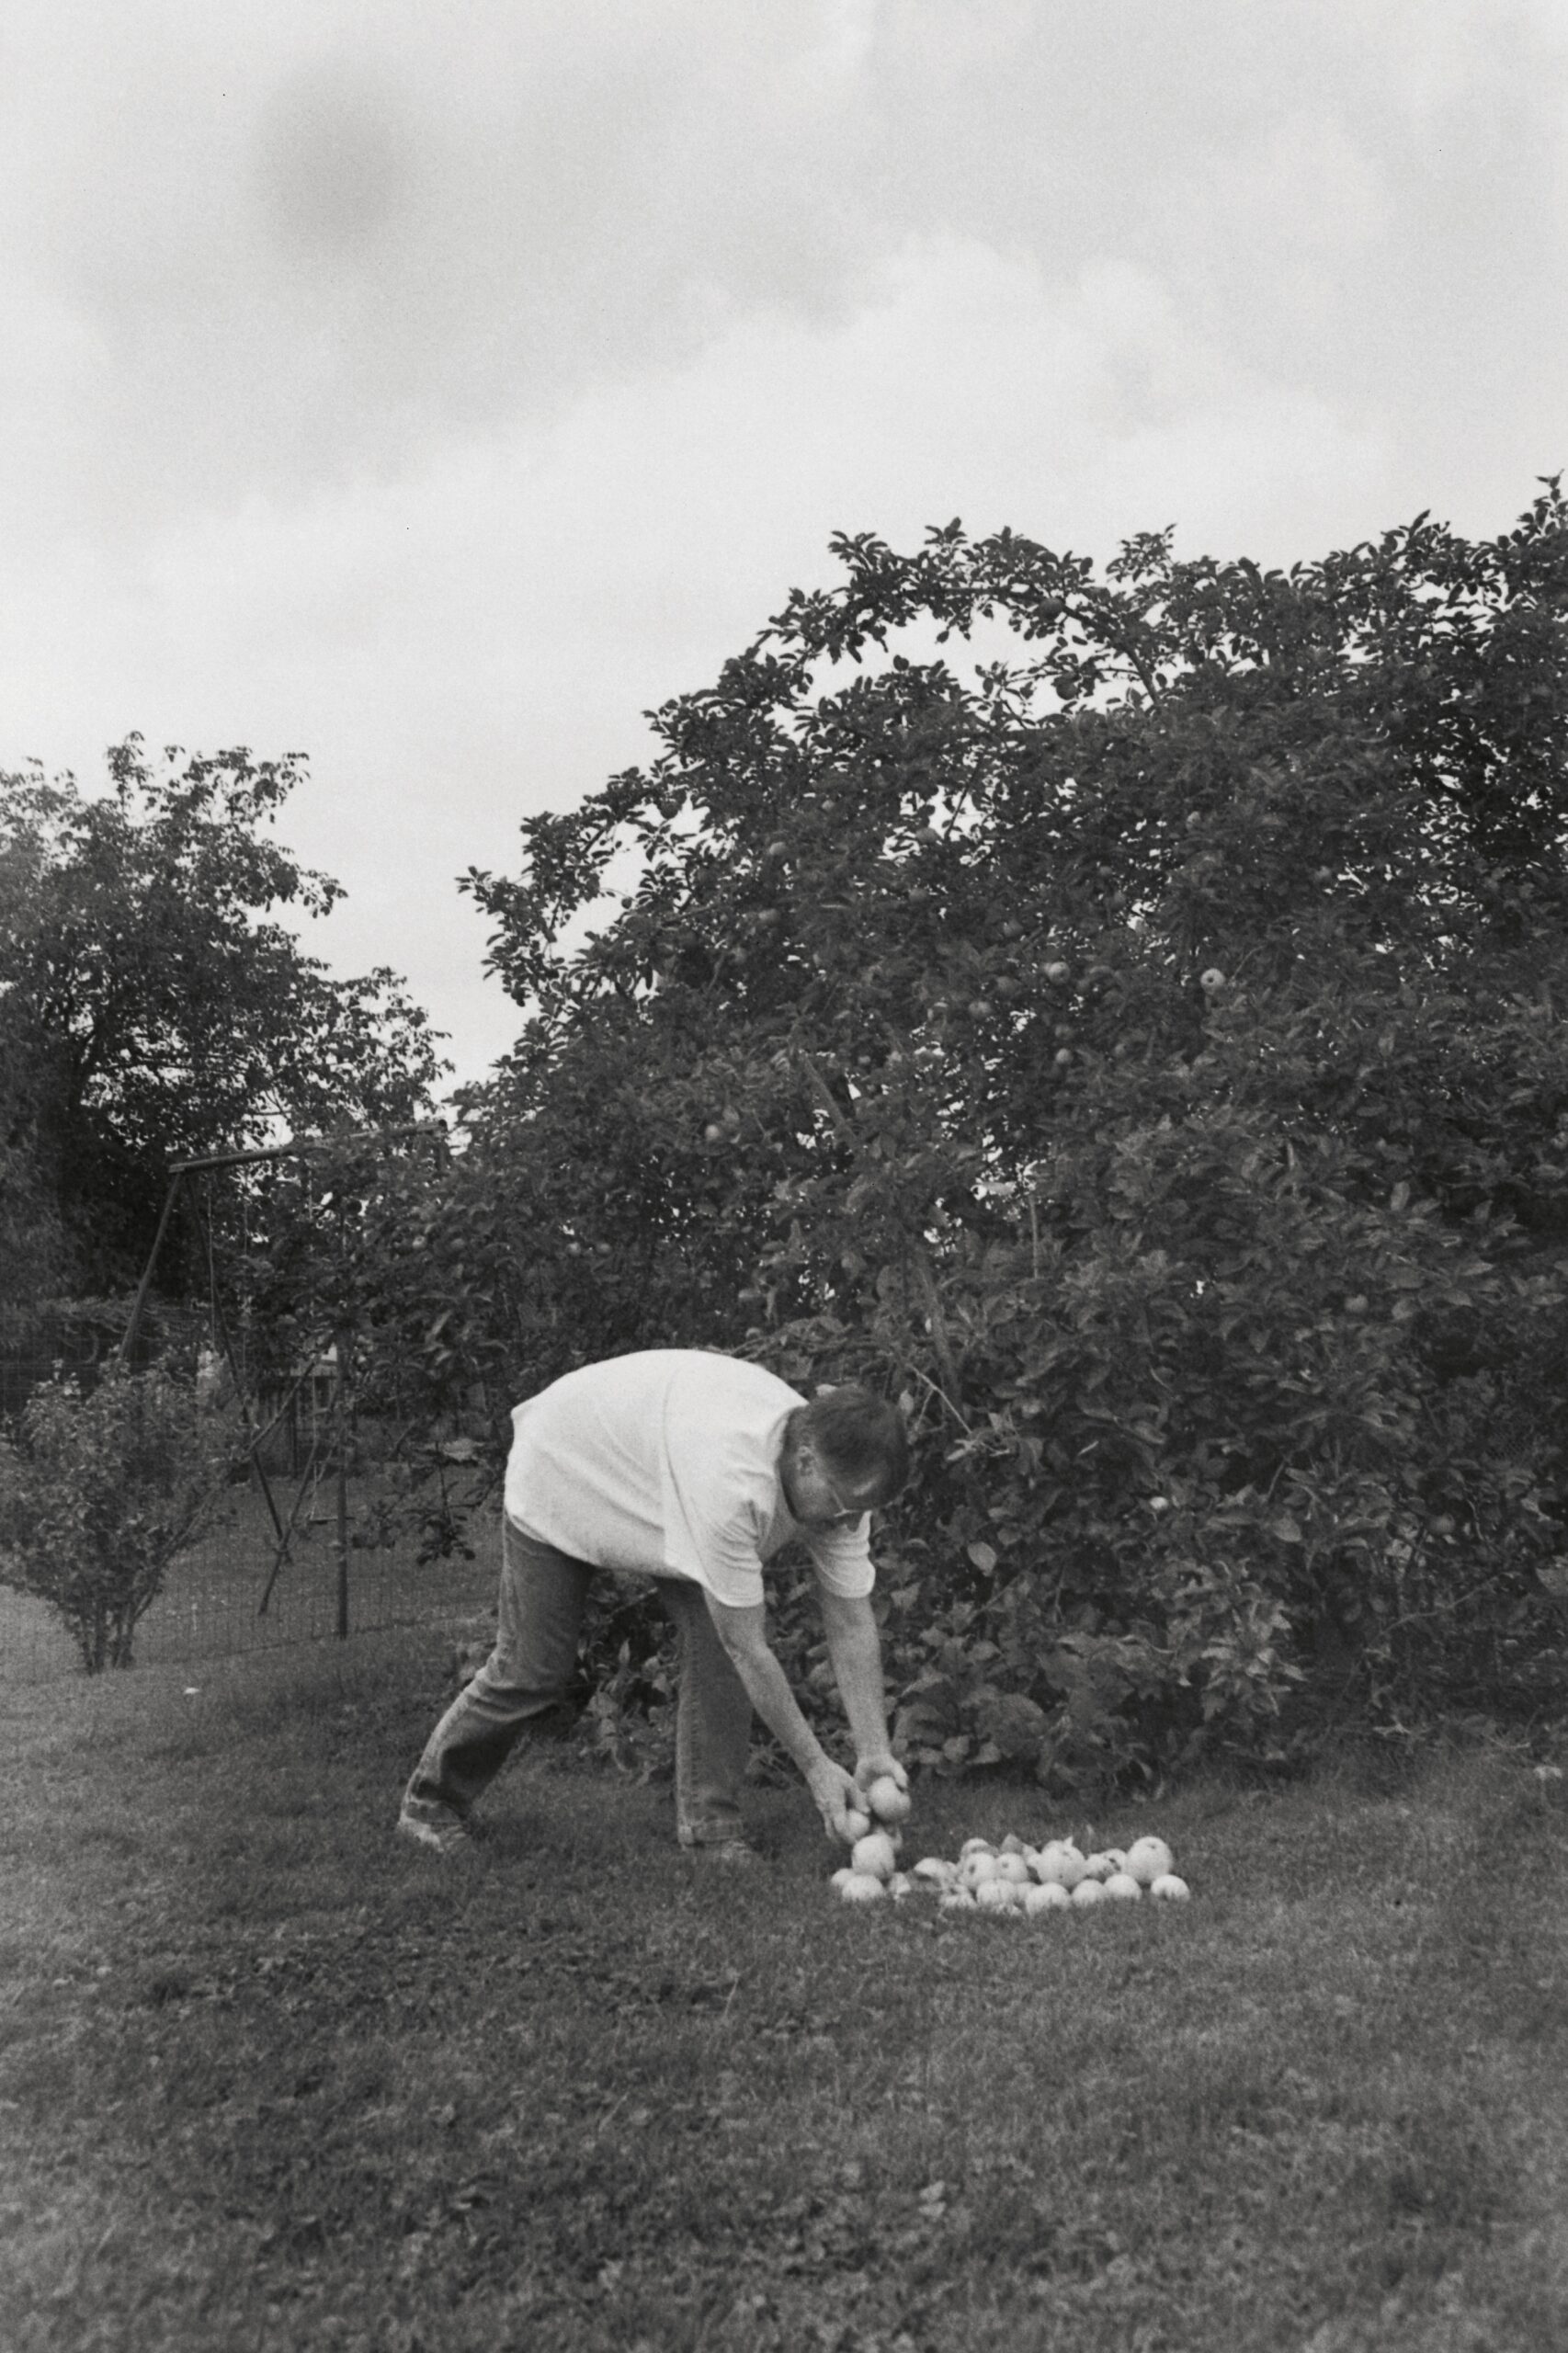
[835,1778,1191,1914]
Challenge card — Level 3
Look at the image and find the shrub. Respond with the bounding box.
[0,1363,243,1671]
[341,488,1568,1774]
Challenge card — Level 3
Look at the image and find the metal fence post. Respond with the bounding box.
[335,1324,351,1640]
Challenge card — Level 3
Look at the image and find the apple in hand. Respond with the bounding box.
[864,1773,911,1824]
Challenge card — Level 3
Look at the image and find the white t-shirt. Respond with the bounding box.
[502,1349,875,1609]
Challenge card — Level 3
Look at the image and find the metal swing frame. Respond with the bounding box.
[119,1122,446,1635]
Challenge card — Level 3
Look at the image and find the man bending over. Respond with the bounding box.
[398,1348,911,1861]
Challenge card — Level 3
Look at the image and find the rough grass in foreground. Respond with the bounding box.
[2,1634,1566,2352]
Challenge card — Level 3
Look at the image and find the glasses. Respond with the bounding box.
[824,1477,872,1527]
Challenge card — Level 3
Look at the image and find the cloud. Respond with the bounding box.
[0,0,898,538]
[520,237,1385,567]
[1,0,1562,1086]
[4,0,1483,528]
[254,56,422,261]
[0,230,1386,1080]
[8,231,1387,769]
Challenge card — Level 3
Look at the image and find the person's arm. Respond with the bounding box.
[701,1593,863,1840]
[816,1585,904,1795]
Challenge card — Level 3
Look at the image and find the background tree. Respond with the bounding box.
[0,804,69,1346]
[0,737,447,1312]
[369,486,1568,1777]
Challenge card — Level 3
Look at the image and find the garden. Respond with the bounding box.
[6,487,1568,2347]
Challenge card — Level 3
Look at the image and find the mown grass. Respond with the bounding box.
[2,1636,1566,2353]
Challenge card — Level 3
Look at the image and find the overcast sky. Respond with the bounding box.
[3,0,1564,1088]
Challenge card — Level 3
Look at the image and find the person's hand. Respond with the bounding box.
[854,1753,911,1824]
[806,1756,866,1843]
[854,1752,907,1800]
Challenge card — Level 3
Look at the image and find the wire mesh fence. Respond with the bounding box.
[1,1128,510,1718]
[0,1472,500,1694]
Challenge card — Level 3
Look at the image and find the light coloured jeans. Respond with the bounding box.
[403,1516,755,1847]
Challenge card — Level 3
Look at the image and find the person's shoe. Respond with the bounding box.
[686,1837,762,1867]
[396,1805,474,1858]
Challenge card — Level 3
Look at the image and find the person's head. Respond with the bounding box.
[780,1385,910,1529]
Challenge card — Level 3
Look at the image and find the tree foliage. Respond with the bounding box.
[0,737,446,1304]
[366,486,1568,1776]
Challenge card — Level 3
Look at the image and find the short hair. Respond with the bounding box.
[796,1385,910,1501]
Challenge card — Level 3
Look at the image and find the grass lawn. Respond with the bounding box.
[2,1636,1566,2353]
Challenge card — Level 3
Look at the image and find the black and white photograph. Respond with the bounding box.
[3,6,1567,2348]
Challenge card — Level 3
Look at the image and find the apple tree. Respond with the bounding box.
[413,485,1568,1779]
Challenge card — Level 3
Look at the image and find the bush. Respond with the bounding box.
[0,1363,243,1671]
[342,488,1568,1775]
